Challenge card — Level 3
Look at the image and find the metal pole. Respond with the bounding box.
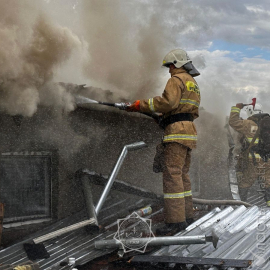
[95,235,212,249]
[95,142,147,215]
[33,218,96,244]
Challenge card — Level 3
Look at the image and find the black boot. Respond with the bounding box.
[186,218,194,226]
[238,187,249,202]
[156,222,187,236]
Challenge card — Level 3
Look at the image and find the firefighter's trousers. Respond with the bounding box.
[163,142,193,223]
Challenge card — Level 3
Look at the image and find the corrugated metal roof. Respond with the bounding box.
[2,196,270,270]
[0,191,159,270]
[148,205,270,269]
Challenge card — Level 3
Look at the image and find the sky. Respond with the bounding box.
[1,0,270,118]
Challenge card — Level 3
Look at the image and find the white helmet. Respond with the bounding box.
[245,104,263,117]
[162,49,191,68]
[162,49,200,77]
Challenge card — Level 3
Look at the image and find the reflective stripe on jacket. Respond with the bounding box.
[229,106,261,159]
[139,68,200,149]
[229,106,258,140]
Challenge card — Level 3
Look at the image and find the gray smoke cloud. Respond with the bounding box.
[2,0,268,115]
[0,0,88,117]
[78,0,270,117]
[81,0,173,100]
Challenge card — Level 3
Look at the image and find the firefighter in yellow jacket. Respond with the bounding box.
[127,49,200,235]
[229,103,270,205]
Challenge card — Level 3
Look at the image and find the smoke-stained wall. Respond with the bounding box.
[0,103,231,221]
[0,102,232,247]
[0,107,162,220]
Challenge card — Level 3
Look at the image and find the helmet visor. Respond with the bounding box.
[162,61,172,68]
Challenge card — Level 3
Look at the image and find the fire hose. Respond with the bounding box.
[192,198,252,207]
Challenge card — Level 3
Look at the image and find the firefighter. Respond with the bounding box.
[229,103,270,205]
[126,49,201,235]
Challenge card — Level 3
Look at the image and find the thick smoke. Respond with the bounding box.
[0,0,87,117]
[81,0,173,100]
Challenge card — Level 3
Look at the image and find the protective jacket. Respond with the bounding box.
[229,106,260,159]
[139,68,200,149]
[229,106,270,206]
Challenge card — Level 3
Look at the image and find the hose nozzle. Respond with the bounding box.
[114,102,131,110]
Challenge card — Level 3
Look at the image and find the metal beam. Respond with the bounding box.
[95,235,214,250]
[130,255,252,268]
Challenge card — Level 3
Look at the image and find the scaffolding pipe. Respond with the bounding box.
[95,141,147,215]
[95,235,216,249]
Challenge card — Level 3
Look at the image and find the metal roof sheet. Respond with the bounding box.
[149,205,270,270]
[2,197,270,269]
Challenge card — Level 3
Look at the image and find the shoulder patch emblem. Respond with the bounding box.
[186,81,200,95]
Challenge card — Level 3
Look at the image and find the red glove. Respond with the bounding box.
[126,100,140,112]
